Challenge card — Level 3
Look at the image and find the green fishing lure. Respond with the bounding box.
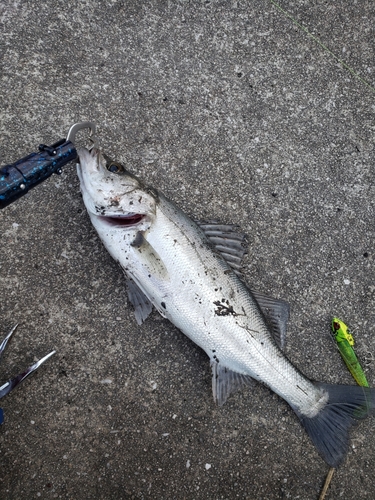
[331,317,369,387]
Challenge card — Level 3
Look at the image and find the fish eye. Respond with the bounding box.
[107,161,125,173]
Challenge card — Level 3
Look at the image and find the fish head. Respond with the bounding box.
[77,147,156,231]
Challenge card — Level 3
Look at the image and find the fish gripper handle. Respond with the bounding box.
[0,139,77,209]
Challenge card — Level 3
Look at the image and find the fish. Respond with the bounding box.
[77,147,375,468]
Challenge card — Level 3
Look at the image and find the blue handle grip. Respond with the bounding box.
[0,139,77,209]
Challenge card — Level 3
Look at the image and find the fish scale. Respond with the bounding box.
[77,146,375,468]
[130,193,321,412]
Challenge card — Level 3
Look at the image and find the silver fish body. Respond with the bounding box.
[77,147,375,467]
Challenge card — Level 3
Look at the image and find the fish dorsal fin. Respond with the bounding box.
[211,360,254,406]
[197,221,247,274]
[251,290,290,351]
[125,276,153,325]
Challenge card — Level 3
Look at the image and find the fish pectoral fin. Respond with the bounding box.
[211,361,254,406]
[125,277,153,325]
[131,231,170,281]
[251,290,290,351]
[197,221,247,275]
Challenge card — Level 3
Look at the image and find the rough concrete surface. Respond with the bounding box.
[0,1,374,499]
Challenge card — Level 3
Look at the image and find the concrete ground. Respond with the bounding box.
[1,1,374,498]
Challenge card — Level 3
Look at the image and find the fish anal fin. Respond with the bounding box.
[125,276,153,325]
[211,361,254,406]
[251,290,290,351]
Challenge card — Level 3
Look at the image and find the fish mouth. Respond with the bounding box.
[97,213,146,227]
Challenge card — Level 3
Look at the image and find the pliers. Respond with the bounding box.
[0,325,55,424]
[0,121,98,208]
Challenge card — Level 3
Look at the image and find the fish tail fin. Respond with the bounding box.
[294,383,375,467]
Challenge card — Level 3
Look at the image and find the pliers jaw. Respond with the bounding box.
[0,325,55,424]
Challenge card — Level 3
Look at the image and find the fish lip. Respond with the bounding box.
[95,213,147,227]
